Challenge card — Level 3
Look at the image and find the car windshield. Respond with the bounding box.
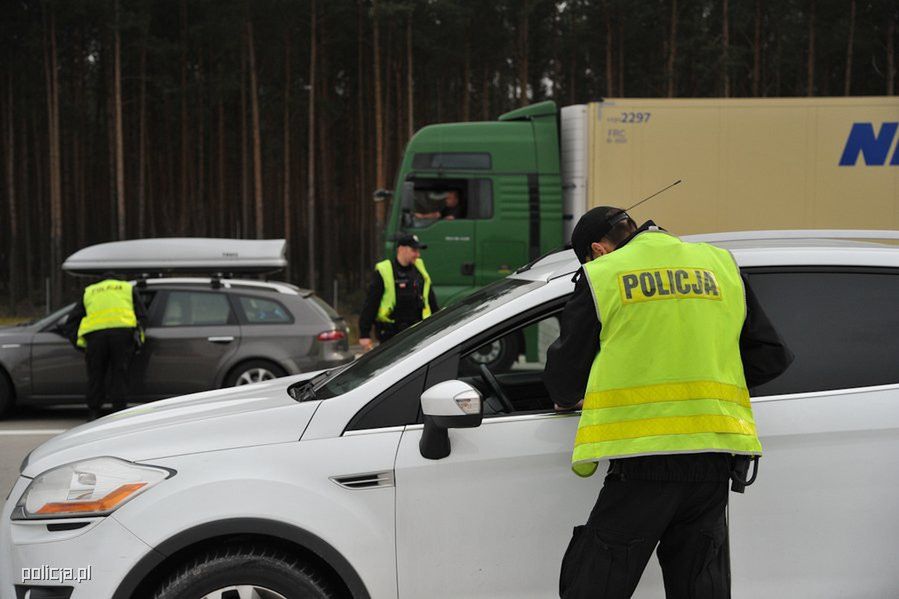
[312,277,542,399]
[25,304,75,329]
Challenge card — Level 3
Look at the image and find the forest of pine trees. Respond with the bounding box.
[1,0,897,313]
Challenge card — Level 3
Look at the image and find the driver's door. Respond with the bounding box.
[393,311,668,597]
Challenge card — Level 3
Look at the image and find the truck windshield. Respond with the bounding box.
[314,278,542,399]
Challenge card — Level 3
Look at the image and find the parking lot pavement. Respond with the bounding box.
[0,407,87,500]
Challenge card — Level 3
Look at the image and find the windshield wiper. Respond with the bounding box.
[290,369,338,402]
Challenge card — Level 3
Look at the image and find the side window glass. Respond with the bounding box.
[405,178,493,227]
[161,291,232,327]
[747,270,899,396]
[237,296,293,324]
[457,312,561,416]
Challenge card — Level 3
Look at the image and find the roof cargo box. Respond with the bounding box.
[62,238,287,276]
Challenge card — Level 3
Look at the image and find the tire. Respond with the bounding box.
[152,546,336,599]
[0,371,14,419]
[460,333,521,375]
[224,360,287,387]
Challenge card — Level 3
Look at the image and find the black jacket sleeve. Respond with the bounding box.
[544,271,601,408]
[63,300,86,348]
[132,288,149,329]
[739,274,794,388]
[358,273,384,340]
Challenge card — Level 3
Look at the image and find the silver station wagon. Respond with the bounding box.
[0,239,353,417]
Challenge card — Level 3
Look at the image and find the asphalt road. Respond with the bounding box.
[0,406,90,500]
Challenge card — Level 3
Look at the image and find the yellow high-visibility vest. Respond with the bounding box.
[375,259,432,323]
[572,231,761,477]
[76,279,137,348]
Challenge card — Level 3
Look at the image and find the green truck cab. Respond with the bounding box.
[384,101,564,308]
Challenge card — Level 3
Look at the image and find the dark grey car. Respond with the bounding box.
[0,277,353,417]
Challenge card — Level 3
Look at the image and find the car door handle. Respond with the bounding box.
[461,262,475,275]
[207,336,235,344]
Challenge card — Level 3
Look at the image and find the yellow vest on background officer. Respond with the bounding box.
[358,234,438,351]
[67,274,148,421]
[545,206,793,599]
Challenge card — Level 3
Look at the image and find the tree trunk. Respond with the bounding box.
[357,0,368,274]
[43,6,62,306]
[217,96,226,237]
[482,63,490,120]
[406,13,414,139]
[807,0,816,96]
[283,28,292,281]
[308,0,318,290]
[844,0,856,96]
[6,69,17,311]
[240,39,249,237]
[518,3,530,105]
[138,43,147,236]
[180,0,190,232]
[753,0,762,96]
[463,25,471,120]
[114,0,126,238]
[247,20,264,238]
[372,0,385,233]
[667,0,678,97]
[889,13,896,95]
[618,13,624,96]
[722,0,730,97]
[605,0,614,96]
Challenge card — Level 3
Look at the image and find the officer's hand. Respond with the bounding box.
[359,338,373,352]
[554,399,584,412]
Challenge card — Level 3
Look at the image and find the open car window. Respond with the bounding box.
[458,311,562,417]
[314,278,542,399]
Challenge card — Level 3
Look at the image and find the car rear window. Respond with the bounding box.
[747,268,899,396]
[237,296,293,324]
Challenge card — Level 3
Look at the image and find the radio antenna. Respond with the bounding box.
[624,179,682,213]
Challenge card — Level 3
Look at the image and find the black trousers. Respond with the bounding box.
[560,472,730,599]
[85,328,134,410]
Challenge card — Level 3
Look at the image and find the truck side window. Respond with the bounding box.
[407,178,493,226]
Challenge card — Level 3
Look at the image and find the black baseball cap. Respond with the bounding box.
[396,233,428,250]
[570,206,631,264]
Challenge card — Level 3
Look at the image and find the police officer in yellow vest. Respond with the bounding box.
[67,273,148,421]
[545,207,793,599]
[358,234,438,351]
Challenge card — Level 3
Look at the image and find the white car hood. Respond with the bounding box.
[22,371,326,478]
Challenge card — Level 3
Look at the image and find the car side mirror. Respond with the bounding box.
[419,380,483,460]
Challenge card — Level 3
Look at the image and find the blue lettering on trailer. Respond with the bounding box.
[839,122,899,166]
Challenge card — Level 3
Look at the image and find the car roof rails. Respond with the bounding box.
[683,229,899,244]
[62,238,288,281]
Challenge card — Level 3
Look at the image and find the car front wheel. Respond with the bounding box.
[152,546,336,599]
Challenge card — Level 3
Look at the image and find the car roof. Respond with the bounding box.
[140,277,309,296]
[512,230,899,282]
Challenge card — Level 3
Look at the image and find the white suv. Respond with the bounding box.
[3,231,899,599]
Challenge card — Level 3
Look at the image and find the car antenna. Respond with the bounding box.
[622,179,682,214]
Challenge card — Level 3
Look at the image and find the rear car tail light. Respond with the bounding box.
[317,330,346,342]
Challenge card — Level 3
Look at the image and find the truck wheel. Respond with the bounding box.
[152,546,336,599]
[461,333,521,375]
[225,360,287,387]
[0,372,14,419]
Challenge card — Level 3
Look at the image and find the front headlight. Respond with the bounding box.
[11,457,173,520]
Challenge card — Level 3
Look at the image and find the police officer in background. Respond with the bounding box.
[545,207,793,598]
[358,234,439,351]
[67,273,148,421]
